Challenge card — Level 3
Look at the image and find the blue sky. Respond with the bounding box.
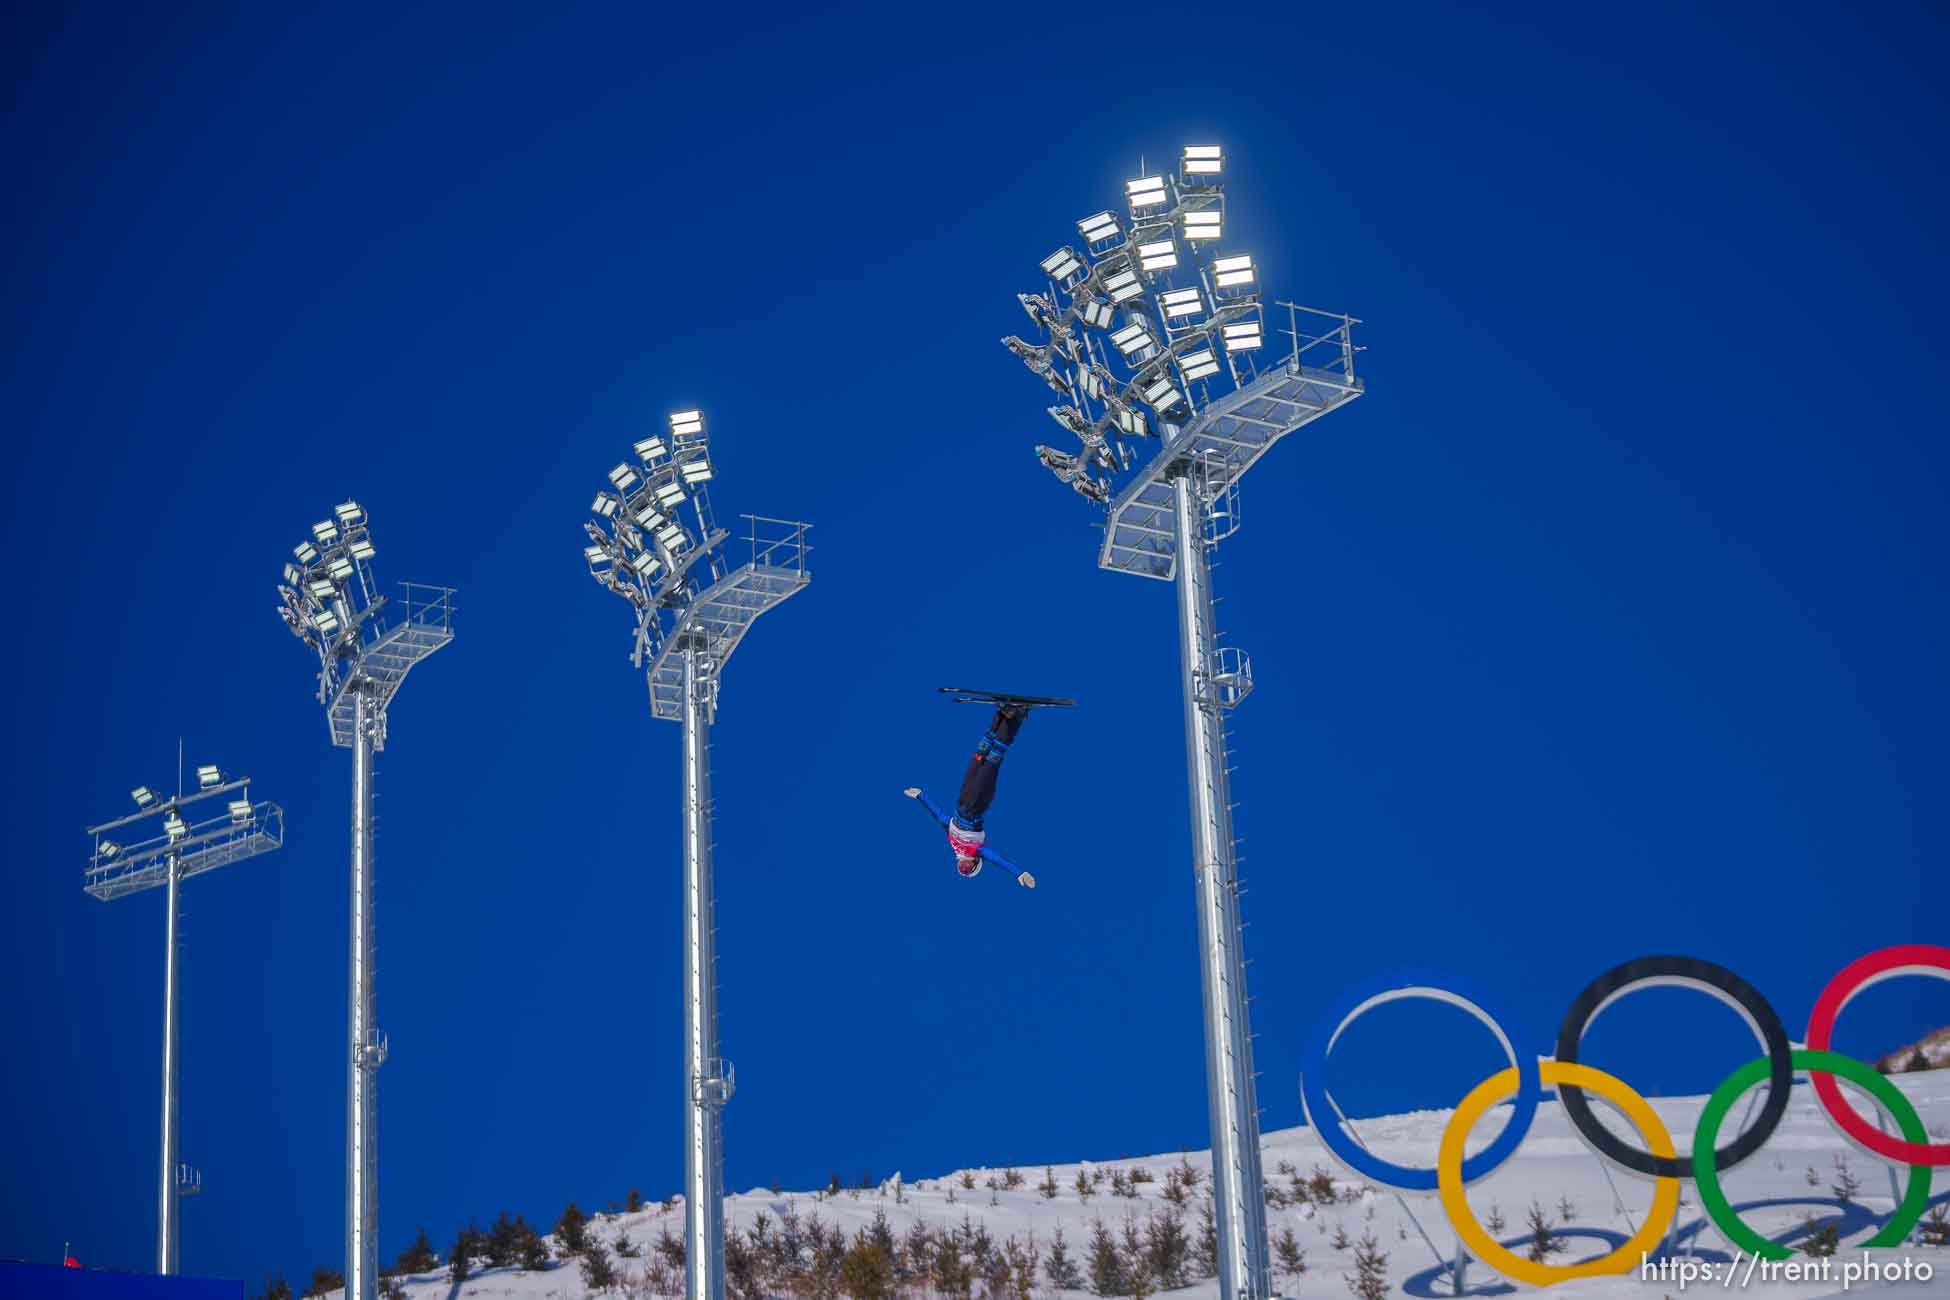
[3,0,1946,1287]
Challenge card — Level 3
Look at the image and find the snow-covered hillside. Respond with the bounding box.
[369,1071,1949,1300]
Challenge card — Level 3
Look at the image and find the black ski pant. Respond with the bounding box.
[955,706,1025,830]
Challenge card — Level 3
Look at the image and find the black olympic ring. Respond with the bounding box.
[1554,955,1794,1179]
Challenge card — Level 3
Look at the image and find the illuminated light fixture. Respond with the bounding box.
[1110,321,1156,357]
[584,544,612,568]
[307,579,336,600]
[1077,210,1119,245]
[1041,248,1083,282]
[608,463,640,492]
[1080,299,1115,329]
[1182,144,1223,177]
[591,493,619,519]
[229,799,252,822]
[327,557,355,581]
[1178,348,1221,382]
[294,542,319,565]
[1127,175,1168,210]
[1137,239,1178,272]
[311,610,341,634]
[196,765,222,789]
[634,503,665,529]
[654,481,686,508]
[1115,407,1148,436]
[631,549,661,576]
[348,538,375,561]
[1184,209,1222,242]
[312,520,339,544]
[283,564,303,587]
[656,523,687,550]
[1223,321,1264,352]
[1160,287,1205,319]
[131,787,157,809]
[635,436,667,462]
[1102,268,1143,302]
[99,840,122,859]
[164,812,188,840]
[1081,368,1106,401]
[1212,253,1256,289]
[668,411,704,437]
[334,501,364,525]
[681,461,713,484]
[1141,374,1183,412]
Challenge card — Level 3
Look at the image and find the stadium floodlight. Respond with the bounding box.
[1127,175,1169,211]
[636,436,668,462]
[1041,247,1084,283]
[1077,210,1120,247]
[1102,267,1144,303]
[1184,208,1222,242]
[1223,320,1264,352]
[1080,299,1116,329]
[277,504,454,1300]
[682,461,714,484]
[85,748,283,1276]
[283,564,303,587]
[335,501,364,525]
[312,520,340,544]
[294,542,319,565]
[1160,286,1206,320]
[592,493,620,519]
[1182,144,1224,178]
[609,463,640,492]
[1177,348,1222,383]
[1212,253,1256,290]
[1137,239,1179,272]
[307,579,336,600]
[195,765,221,789]
[580,408,810,1300]
[655,481,687,509]
[1004,141,1364,1300]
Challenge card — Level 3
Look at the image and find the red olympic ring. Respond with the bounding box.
[1805,943,1950,1166]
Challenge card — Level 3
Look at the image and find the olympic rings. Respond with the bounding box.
[1805,944,1950,1166]
[1439,1061,1680,1287]
[1693,1050,1933,1260]
[1301,947,1946,1288]
[1555,956,1794,1179]
[1299,972,1541,1191]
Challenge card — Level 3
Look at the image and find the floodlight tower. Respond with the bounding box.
[1005,144,1364,1300]
[84,760,284,1274]
[276,501,455,1300]
[581,410,811,1300]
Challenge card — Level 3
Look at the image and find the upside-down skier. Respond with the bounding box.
[905,688,1072,890]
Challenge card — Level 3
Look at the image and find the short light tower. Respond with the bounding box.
[84,759,284,1275]
[1004,144,1364,1300]
[276,501,455,1300]
[581,410,810,1300]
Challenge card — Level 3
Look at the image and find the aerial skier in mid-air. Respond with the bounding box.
[905,687,1073,890]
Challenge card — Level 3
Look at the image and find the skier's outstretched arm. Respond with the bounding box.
[904,787,950,828]
[979,843,1036,890]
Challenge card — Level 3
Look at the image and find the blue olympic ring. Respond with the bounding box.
[1298,970,1542,1192]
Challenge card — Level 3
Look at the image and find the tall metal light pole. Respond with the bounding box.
[85,758,284,1274]
[581,410,811,1300]
[277,501,455,1300]
[1005,144,1364,1300]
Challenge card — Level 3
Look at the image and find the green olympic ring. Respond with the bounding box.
[1693,1049,1933,1259]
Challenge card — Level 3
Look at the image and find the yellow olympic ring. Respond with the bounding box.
[1437,1062,1680,1287]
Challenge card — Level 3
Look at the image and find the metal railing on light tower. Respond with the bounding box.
[1005,144,1365,1300]
[84,753,284,1275]
[277,501,455,1300]
[581,409,811,1300]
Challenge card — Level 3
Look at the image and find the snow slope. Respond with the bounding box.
[370,1071,1950,1300]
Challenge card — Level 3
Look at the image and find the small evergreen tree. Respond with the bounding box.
[627,1187,645,1213]
[556,1201,590,1257]
[303,1268,344,1299]
[961,1170,978,1191]
[515,1217,550,1271]
[255,1275,293,1300]
[1524,1202,1561,1263]
[378,1275,407,1300]
[1145,1207,1190,1289]
[1800,1218,1840,1258]
[1555,1194,1577,1223]
[396,1226,439,1275]
[486,1212,519,1268]
[934,1233,973,1300]
[580,1240,618,1294]
[1906,1047,1931,1072]
[841,1232,894,1300]
[1485,1204,1506,1236]
[1076,1169,1095,1200]
[1045,1227,1084,1291]
[1120,1218,1154,1300]
[615,1232,641,1259]
[1196,1200,1218,1278]
[656,1224,686,1270]
[1309,1165,1338,1204]
[1916,1204,1950,1247]
[1087,1219,1126,1296]
[1275,1227,1306,1276]
[1040,1167,1061,1199]
[1331,1223,1350,1251]
[1344,1232,1388,1300]
[1829,1156,1862,1204]
[1004,1167,1025,1189]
